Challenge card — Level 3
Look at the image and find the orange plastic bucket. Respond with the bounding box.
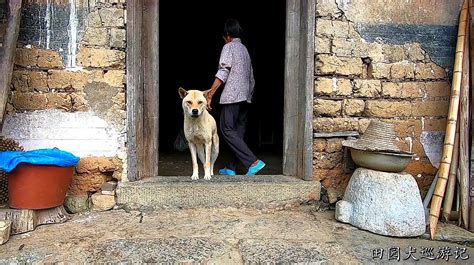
[8,163,73,209]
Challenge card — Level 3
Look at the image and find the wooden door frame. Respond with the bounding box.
[126,0,314,181]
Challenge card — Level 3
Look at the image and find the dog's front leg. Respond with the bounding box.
[189,143,199,180]
[204,143,212,180]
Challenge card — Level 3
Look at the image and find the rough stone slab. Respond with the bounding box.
[239,239,327,264]
[86,238,226,263]
[336,168,425,237]
[116,175,321,209]
[420,222,474,243]
[0,220,11,245]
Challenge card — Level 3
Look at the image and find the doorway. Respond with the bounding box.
[126,0,314,181]
[158,0,286,176]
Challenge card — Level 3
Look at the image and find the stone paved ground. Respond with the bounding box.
[0,206,473,264]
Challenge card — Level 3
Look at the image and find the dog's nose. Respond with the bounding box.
[192,109,198,115]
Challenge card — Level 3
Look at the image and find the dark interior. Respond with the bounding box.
[159,0,286,175]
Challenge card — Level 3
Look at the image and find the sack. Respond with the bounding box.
[174,130,189,152]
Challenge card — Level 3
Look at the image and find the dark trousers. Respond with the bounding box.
[220,102,257,170]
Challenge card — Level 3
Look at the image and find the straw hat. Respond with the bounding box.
[342,121,409,154]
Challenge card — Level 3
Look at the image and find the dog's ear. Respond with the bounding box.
[178,87,188,99]
[203,89,212,98]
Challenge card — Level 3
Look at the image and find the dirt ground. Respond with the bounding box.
[1,205,473,264]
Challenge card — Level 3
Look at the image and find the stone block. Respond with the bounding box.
[82,27,109,46]
[390,62,415,79]
[356,42,384,63]
[365,100,412,118]
[29,71,49,91]
[313,139,326,152]
[343,99,365,116]
[371,63,391,79]
[404,43,425,62]
[316,55,363,76]
[353,79,381,98]
[64,194,91,214]
[313,99,342,117]
[70,93,89,111]
[313,151,343,169]
[335,168,425,237]
[415,63,446,80]
[422,118,446,131]
[45,93,72,110]
[48,70,90,91]
[313,117,370,133]
[382,44,407,63]
[316,1,341,18]
[91,193,115,211]
[0,220,12,245]
[381,82,424,99]
[88,11,102,27]
[315,19,333,36]
[102,70,125,87]
[424,81,450,98]
[11,70,30,92]
[101,181,118,196]
[15,48,63,68]
[332,38,353,57]
[315,20,349,38]
[110,28,126,49]
[11,92,47,110]
[314,78,352,96]
[412,100,449,117]
[99,8,125,27]
[77,48,125,68]
[326,138,343,153]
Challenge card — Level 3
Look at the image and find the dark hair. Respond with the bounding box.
[223,18,242,38]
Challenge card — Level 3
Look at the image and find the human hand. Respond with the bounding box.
[206,95,213,111]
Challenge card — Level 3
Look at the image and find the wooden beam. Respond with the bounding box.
[283,0,300,177]
[126,0,144,181]
[299,0,315,181]
[314,131,360,138]
[142,0,159,178]
[0,0,22,130]
[283,0,315,181]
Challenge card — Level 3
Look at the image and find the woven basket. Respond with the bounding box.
[342,121,410,154]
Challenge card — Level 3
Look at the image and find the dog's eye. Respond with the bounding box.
[186,101,192,104]
[198,101,203,105]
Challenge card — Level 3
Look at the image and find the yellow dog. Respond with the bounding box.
[178,87,219,180]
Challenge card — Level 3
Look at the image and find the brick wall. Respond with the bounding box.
[313,0,460,203]
[2,0,127,197]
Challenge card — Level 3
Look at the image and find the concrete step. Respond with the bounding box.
[116,175,321,209]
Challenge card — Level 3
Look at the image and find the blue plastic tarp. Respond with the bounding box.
[0,148,80,173]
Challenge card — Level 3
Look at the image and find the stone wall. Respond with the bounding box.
[1,0,127,207]
[313,0,462,203]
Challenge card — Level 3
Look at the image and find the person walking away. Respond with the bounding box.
[205,18,265,176]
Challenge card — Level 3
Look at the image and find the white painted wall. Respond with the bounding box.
[2,110,124,158]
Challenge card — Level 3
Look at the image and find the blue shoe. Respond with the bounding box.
[246,160,266,176]
[219,168,236,176]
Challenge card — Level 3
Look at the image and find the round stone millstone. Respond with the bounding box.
[335,167,425,237]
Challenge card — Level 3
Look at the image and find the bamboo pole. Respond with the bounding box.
[429,0,469,239]
[424,173,438,224]
[442,122,460,222]
[459,10,471,230]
